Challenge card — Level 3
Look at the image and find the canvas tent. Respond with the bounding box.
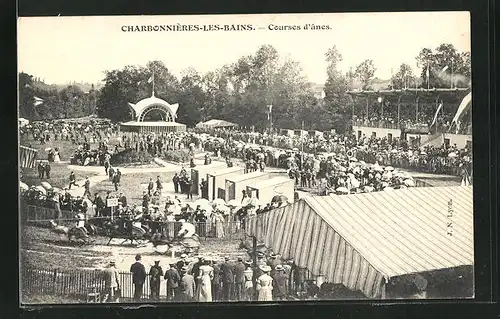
[246,186,473,298]
[196,119,238,129]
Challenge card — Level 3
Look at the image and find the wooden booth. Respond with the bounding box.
[245,176,295,205]
[190,162,227,196]
[206,166,245,201]
[225,171,269,202]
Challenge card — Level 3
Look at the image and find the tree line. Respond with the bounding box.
[18,43,470,133]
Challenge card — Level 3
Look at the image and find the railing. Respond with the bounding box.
[354,150,466,176]
[21,265,319,303]
[21,204,246,241]
[352,120,399,130]
[21,266,161,302]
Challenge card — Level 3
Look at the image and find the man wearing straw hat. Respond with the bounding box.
[272,265,288,301]
[103,259,120,303]
[243,260,254,301]
[180,265,196,301]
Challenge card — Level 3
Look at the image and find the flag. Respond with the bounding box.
[20,145,38,168]
[451,92,472,126]
[33,96,44,107]
[439,65,449,75]
[430,102,443,127]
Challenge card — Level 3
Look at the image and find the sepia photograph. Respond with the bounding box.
[17,12,473,304]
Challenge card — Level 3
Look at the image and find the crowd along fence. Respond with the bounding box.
[21,204,246,241]
[21,265,317,303]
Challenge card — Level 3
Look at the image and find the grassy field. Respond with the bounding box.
[22,294,85,304]
[90,171,179,204]
[21,162,101,189]
[21,225,112,271]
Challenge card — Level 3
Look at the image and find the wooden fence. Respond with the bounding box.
[21,266,163,302]
[21,265,317,303]
[21,204,247,241]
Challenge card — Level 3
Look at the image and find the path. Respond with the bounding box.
[66,157,215,197]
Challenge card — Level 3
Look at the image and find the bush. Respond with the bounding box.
[162,149,191,163]
[110,149,153,165]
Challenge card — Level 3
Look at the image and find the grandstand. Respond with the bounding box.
[347,88,472,148]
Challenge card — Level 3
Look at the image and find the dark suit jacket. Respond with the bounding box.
[191,262,202,278]
[220,262,235,283]
[130,261,146,284]
[233,262,246,284]
[212,263,221,285]
[273,272,288,297]
[119,196,127,207]
[164,268,180,288]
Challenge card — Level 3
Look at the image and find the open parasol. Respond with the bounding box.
[41,181,52,190]
[363,185,374,193]
[404,179,415,187]
[335,187,349,195]
[226,199,240,207]
[271,195,288,203]
[211,198,226,206]
[19,182,29,192]
[34,185,47,195]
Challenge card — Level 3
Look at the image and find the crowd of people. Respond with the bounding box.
[104,250,329,303]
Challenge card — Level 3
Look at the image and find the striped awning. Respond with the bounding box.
[245,186,473,298]
[19,145,38,169]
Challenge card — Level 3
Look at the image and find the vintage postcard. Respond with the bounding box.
[18,12,473,304]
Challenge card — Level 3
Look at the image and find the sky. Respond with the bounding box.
[17,12,470,85]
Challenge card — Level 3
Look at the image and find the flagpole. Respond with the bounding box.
[152,70,155,96]
[301,120,304,169]
[450,60,453,89]
[427,62,430,90]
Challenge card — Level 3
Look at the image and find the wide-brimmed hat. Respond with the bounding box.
[180,254,187,258]
[109,259,116,265]
[275,265,284,271]
[270,253,277,258]
[259,265,271,273]
[244,260,252,265]
[257,252,265,258]
[181,266,189,272]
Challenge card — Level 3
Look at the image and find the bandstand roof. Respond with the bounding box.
[128,95,179,120]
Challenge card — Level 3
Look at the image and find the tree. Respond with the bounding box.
[354,59,376,90]
[415,44,470,88]
[18,72,36,120]
[97,61,181,122]
[322,46,353,132]
[391,63,415,89]
[177,68,205,126]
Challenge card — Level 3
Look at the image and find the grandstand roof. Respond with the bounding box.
[347,88,470,104]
